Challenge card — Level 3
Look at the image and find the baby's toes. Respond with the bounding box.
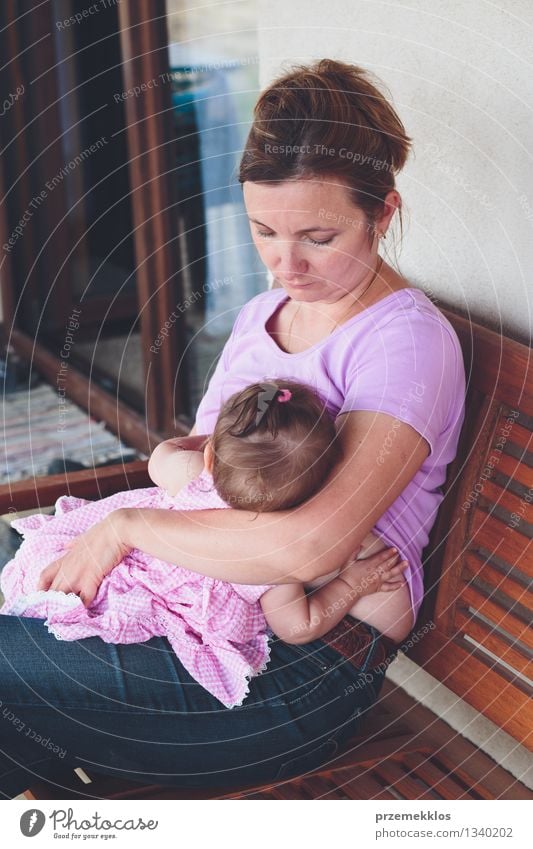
[388,563,406,577]
[382,577,406,591]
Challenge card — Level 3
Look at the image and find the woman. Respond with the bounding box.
[0,59,465,798]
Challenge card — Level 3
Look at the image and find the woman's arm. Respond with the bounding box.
[37,411,427,606]
[261,547,407,644]
[119,410,429,584]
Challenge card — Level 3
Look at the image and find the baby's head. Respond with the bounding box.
[203,380,341,512]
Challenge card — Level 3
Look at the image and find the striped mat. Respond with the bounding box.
[1,382,140,484]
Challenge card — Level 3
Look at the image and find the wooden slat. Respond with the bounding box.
[462,551,532,608]
[266,782,305,801]
[445,311,533,417]
[371,759,440,800]
[480,480,533,526]
[458,583,532,648]
[430,754,500,800]
[337,771,397,800]
[0,460,153,514]
[454,606,533,680]
[503,420,533,455]
[324,733,423,773]
[403,752,478,800]
[496,451,533,490]
[298,775,340,799]
[469,510,532,574]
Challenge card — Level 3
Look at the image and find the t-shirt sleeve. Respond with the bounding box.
[338,310,466,457]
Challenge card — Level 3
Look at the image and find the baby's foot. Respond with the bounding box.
[340,547,408,599]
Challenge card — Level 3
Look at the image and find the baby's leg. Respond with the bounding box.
[305,531,387,591]
[342,533,413,640]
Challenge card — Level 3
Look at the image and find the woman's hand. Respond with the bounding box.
[37,510,131,607]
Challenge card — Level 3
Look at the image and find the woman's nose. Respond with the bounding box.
[274,241,309,278]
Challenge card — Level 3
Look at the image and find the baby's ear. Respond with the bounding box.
[203,439,215,473]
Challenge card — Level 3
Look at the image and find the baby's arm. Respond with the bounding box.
[148,436,208,496]
[260,547,407,644]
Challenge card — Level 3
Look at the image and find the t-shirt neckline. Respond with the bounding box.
[262,287,416,358]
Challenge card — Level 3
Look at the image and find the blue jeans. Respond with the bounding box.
[0,614,389,799]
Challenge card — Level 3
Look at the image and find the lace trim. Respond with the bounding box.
[3,589,82,617]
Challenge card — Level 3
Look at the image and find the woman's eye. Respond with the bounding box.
[256,231,333,246]
[307,237,333,246]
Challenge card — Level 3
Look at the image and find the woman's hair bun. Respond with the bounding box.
[239,58,412,239]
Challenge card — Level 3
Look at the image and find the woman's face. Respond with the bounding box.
[243,176,398,304]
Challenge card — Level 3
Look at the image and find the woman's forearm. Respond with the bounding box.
[117,505,318,585]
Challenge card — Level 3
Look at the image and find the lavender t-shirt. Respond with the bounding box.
[195,286,466,626]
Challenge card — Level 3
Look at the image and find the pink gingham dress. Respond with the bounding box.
[0,470,273,708]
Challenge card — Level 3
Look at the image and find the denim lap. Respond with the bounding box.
[0,615,383,796]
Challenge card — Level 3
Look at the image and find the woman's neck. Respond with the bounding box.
[290,256,396,327]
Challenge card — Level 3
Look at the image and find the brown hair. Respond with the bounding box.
[209,380,341,512]
[238,58,412,244]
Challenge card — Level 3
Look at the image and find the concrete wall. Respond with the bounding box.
[257,0,532,343]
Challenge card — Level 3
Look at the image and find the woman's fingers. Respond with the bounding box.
[37,563,57,591]
[79,578,99,608]
[50,570,69,593]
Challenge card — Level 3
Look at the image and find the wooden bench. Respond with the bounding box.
[1,308,531,801]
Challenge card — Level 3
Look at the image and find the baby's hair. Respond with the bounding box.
[210,380,342,512]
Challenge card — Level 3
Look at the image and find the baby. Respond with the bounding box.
[1,379,405,708]
[148,379,406,644]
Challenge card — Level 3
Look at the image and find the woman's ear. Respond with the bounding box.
[203,439,214,473]
[376,189,401,234]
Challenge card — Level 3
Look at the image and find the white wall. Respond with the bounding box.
[257,0,532,342]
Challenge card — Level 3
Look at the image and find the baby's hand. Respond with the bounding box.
[340,547,408,599]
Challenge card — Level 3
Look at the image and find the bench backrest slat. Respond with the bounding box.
[406,310,532,749]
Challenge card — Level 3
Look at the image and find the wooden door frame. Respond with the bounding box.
[117,1,189,437]
[0,1,190,456]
